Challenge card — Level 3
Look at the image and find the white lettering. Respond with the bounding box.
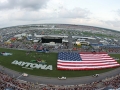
[30,64,36,68]
[11,60,18,64]
[11,60,53,70]
[41,65,47,69]
[17,61,23,65]
[45,65,52,70]
[35,64,47,69]
[21,62,27,66]
[25,63,32,67]
[11,60,22,66]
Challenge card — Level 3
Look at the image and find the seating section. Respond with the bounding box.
[1,71,120,90]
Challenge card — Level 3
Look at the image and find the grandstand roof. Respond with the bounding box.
[72,36,96,39]
[34,33,68,38]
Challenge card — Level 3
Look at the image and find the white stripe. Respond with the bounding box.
[58,60,116,63]
[57,64,120,68]
[57,62,118,66]
[57,53,120,70]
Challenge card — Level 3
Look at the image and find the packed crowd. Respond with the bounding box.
[0,71,32,90]
[0,29,120,90]
[1,69,120,90]
[0,37,69,52]
[105,47,120,53]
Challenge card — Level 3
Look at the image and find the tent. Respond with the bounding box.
[76,41,81,46]
[36,48,49,53]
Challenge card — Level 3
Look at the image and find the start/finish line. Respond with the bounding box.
[11,60,53,70]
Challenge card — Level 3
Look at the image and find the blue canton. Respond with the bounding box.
[58,52,82,61]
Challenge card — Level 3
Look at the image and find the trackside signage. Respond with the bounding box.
[11,60,52,70]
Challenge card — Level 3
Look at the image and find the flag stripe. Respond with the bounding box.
[57,52,120,70]
[57,62,118,66]
[57,64,120,68]
[58,60,116,63]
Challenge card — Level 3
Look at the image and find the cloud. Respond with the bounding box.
[6,8,91,22]
[0,0,120,31]
[104,20,120,28]
[0,0,91,21]
[58,7,91,19]
[0,0,49,10]
[4,9,56,21]
[117,9,120,16]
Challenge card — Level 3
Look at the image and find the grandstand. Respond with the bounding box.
[0,24,120,89]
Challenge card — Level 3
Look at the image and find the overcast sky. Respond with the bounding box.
[0,0,120,31]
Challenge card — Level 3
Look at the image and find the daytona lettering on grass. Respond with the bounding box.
[11,60,52,70]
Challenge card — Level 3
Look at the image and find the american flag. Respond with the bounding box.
[57,52,120,70]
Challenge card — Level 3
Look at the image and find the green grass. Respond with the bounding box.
[0,48,120,77]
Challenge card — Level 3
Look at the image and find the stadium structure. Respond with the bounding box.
[0,24,120,89]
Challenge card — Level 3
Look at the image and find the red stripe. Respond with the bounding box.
[58,60,116,63]
[57,64,120,68]
[57,62,118,66]
[57,53,120,70]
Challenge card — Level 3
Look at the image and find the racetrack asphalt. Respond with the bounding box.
[0,65,120,85]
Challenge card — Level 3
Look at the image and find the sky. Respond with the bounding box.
[0,0,120,31]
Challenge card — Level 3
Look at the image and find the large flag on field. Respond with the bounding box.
[57,52,120,70]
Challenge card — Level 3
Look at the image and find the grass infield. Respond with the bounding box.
[0,48,120,77]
